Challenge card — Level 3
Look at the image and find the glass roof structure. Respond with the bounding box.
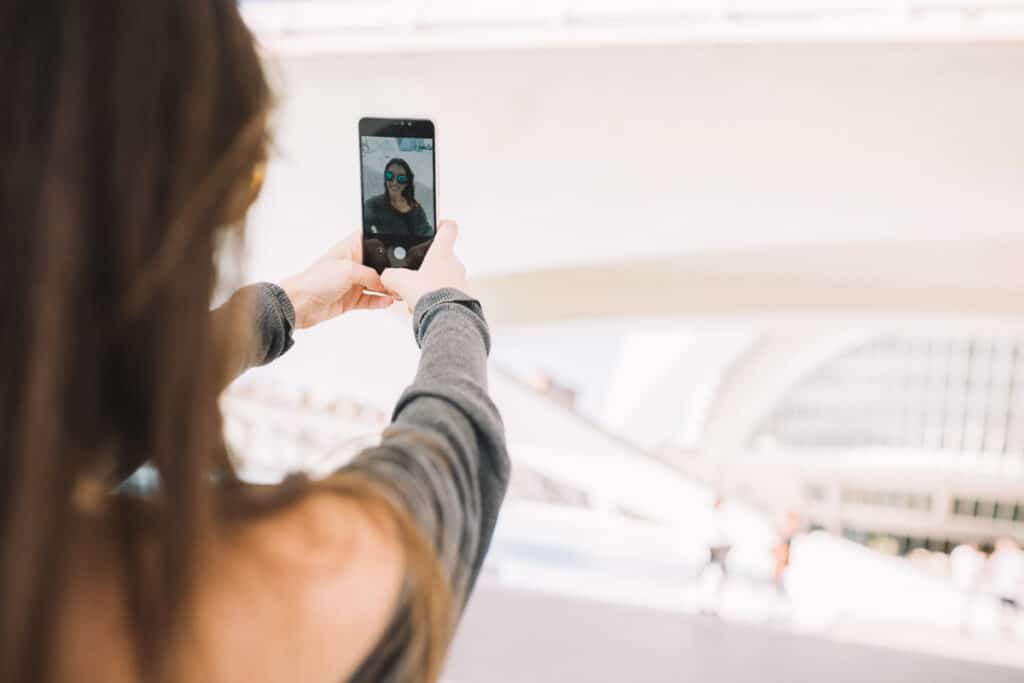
[756,335,1024,459]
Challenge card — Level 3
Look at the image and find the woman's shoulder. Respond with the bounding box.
[226,491,401,575]
[59,494,405,682]
[202,492,405,681]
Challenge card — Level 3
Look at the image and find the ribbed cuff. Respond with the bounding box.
[412,287,486,348]
[260,282,296,331]
[248,282,296,365]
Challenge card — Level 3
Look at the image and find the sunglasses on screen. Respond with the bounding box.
[384,170,409,184]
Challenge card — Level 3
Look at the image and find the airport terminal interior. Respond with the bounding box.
[212,2,1024,681]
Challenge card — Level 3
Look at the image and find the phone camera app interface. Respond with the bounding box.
[361,134,435,272]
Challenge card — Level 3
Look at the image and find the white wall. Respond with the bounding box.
[246,42,1024,286]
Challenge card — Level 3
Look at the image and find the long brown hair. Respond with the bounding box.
[0,2,450,681]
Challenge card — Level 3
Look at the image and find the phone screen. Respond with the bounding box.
[359,117,436,273]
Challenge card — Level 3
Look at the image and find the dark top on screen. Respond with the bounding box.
[363,193,433,238]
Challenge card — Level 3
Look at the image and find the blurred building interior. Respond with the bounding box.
[218,1,1024,681]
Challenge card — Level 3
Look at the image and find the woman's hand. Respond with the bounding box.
[280,233,394,329]
[381,220,469,311]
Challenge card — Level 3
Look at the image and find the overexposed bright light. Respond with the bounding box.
[241,0,1024,54]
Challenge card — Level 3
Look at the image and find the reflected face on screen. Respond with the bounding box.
[385,163,409,205]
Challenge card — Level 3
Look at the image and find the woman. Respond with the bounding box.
[364,159,434,238]
[0,3,508,683]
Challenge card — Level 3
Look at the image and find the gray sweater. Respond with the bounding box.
[228,283,510,681]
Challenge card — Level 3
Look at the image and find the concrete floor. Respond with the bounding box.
[445,581,1023,683]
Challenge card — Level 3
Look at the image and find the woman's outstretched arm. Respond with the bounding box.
[345,286,509,603]
[338,221,510,681]
[201,223,506,683]
[213,235,393,384]
[212,282,297,377]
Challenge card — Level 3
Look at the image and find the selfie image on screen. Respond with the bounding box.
[361,134,435,272]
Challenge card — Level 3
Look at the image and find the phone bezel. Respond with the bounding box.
[358,117,437,273]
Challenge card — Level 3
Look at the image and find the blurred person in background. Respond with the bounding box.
[0,3,508,683]
[695,496,731,615]
[364,158,433,238]
[988,538,1024,637]
[951,542,986,633]
[772,511,801,597]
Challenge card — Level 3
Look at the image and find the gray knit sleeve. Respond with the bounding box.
[213,282,296,379]
[343,287,510,682]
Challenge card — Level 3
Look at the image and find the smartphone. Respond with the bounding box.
[359,117,436,274]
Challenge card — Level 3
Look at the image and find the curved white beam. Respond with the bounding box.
[693,329,871,483]
[472,240,1024,327]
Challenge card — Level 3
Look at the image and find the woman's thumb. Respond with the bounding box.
[380,267,412,294]
[433,220,458,251]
